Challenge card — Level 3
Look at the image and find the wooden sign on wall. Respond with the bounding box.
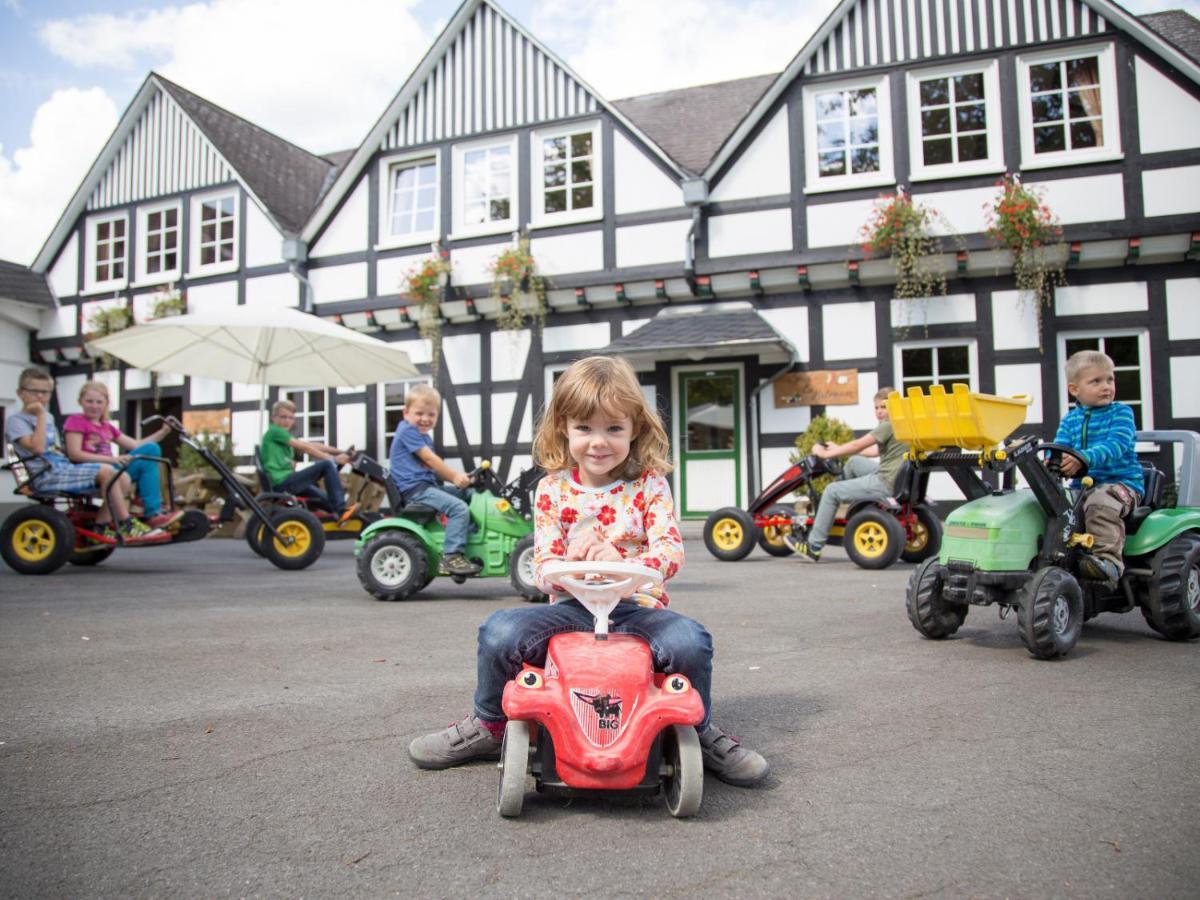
[774,370,859,407]
[182,409,231,434]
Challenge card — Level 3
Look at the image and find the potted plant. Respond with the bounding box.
[984,174,1066,341]
[87,303,132,370]
[151,284,187,319]
[403,253,453,375]
[488,237,545,333]
[859,188,948,301]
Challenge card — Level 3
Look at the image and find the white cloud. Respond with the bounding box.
[0,87,117,265]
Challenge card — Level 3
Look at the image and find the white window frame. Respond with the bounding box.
[377,152,440,250]
[378,377,432,452]
[281,387,330,444]
[803,74,894,194]
[189,189,239,276]
[1056,328,1153,431]
[1017,42,1122,171]
[893,338,979,394]
[907,60,1004,182]
[134,200,182,285]
[83,211,129,294]
[451,134,519,239]
[530,120,603,228]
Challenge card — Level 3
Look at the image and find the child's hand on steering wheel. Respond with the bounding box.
[1057,454,1083,477]
[566,530,622,562]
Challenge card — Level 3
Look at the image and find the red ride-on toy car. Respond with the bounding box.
[497,561,705,818]
[702,454,943,570]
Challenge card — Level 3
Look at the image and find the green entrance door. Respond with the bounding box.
[677,368,741,519]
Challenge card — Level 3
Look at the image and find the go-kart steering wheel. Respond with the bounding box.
[1040,442,1089,479]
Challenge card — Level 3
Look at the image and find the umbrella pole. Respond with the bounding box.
[259,381,268,438]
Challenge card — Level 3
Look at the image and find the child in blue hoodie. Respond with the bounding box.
[1053,350,1144,583]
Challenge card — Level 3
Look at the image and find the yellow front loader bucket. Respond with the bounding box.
[887,383,1032,453]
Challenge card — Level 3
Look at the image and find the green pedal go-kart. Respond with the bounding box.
[893,385,1200,660]
[354,462,547,602]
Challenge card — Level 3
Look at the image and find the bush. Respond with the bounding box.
[792,415,855,497]
[178,432,236,476]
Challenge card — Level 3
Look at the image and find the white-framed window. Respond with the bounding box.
[1057,330,1151,430]
[379,154,439,248]
[281,387,328,443]
[190,190,238,274]
[1017,43,1121,169]
[803,74,894,193]
[85,212,129,292]
[452,135,518,238]
[894,339,978,395]
[136,201,181,283]
[907,61,1004,181]
[531,121,602,227]
[379,378,432,450]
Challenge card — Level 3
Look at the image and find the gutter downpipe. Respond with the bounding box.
[680,177,708,285]
[748,340,801,499]
[281,237,313,313]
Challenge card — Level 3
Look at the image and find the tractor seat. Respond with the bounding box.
[393,502,439,523]
[1125,464,1166,534]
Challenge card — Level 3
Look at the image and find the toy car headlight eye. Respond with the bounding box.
[664,675,689,694]
[519,671,543,689]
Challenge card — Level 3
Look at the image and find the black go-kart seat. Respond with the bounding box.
[5,444,100,503]
[391,502,439,524]
[890,460,929,505]
[1125,464,1165,535]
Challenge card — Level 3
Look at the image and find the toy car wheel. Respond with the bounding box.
[1142,533,1200,640]
[171,509,211,544]
[703,507,756,561]
[260,508,325,571]
[662,724,703,818]
[900,505,944,564]
[1,505,74,575]
[756,504,797,557]
[510,534,548,602]
[1017,567,1083,659]
[357,531,428,601]
[843,508,905,570]
[906,558,965,638]
[497,719,531,818]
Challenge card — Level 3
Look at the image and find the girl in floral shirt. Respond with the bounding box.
[408,356,768,787]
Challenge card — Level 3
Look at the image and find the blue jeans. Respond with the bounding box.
[473,600,714,727]
[407,484,471,554]
[276,460,346,514]
[125,442,165,516]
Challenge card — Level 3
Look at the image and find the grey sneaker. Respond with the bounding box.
[1079,554,1120,585]
[698,723,769,786]
[795,542,821,563]
[441,552,482,576]
[408,715,502,769]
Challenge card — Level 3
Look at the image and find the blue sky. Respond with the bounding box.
[1,0,1196,265]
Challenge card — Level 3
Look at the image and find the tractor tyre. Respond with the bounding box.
[703,507,756,561]
[357,531,428,601]
[510,534,548,602]
[843,508,905,570]
[1,505,74,575]
[1142,533,1200,640]
[260,509,325,571]
[1017,567,1083,659]
[756,504,797,557]
[900,505,944,564]
[906,558,965,639]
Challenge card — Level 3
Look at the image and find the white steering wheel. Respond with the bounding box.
[540,560,663,636]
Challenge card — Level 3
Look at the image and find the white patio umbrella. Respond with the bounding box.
[87,305,421,433]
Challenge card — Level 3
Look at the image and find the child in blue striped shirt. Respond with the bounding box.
[1053,350,1144,583]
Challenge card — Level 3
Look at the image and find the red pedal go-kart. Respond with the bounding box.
[497,561,705,818]
[702,454,943,570]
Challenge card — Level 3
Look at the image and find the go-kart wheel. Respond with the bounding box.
[356,531,428,601]
[1017,567,1083,659]
[900,505,944,564]
[497,720,531,817]
[662,724,703,818]
[1142,533,1200,640]
[703,507,756,561]
[170,509,211,544]
[906,558,965,638]
[245,514,268,557]
[510,534,548,602]
[69,544,116,567]
[260,508,325,571]
[1,506,74,575]
[756,504,796,557]
[843,508,905,570]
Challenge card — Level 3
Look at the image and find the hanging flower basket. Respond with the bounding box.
[151,284,187,319]
[403,253,452,375]
[488,237,545,333]
[984,174,1066,339]
[87,304,132,370]
[859,189,949,301]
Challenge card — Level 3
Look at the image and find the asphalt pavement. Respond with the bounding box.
[1,533,1198,898]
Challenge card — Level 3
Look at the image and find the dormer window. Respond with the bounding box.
[907,61,1004,181]
[137,201,181,283]
[379,154,439,248]
[451,135,518,238]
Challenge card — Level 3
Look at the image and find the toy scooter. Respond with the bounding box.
[497,561,705,818]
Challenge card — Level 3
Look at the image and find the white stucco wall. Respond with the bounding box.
[890,293,976,329]
[615,219,690,268]
[312,178,369,258]
[48,233,78,298]
[245,272,299,309]
[1166,278,1200,341]
[708,208,793,258]
[1036,174,1125,225]
[443,333,482,384]
[823,301,877,361]
[530,230,604,276]
[243,200,283,269]
[991,290,1040,350]
[709,107,791,202]
[1136,56,1200,153]
[310,263,368,305]
[994,362,1044,424]
[185,279,239,313]
[806,197,876,248]
[613,131,682,214]
[1143,165,1200,218]
[1054,282,1148,317]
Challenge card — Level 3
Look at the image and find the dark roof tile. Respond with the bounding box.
[1141,10,1200,64]
[0,258,55,308]
[602,306,789,355]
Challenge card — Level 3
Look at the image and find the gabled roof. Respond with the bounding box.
[1141,10,1200,63]
[0,259,55,308]
[702,0,1200,182]
[612,74,777,176]
[303,0,686,242]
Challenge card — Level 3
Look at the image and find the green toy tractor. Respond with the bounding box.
[893,385,1200,660]
[354,462,547,603]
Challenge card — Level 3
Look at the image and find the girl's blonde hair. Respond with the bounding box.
[77,380,111,416]
[533,355,673,479]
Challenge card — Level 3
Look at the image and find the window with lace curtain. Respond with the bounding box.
[1017,44,1121,169]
